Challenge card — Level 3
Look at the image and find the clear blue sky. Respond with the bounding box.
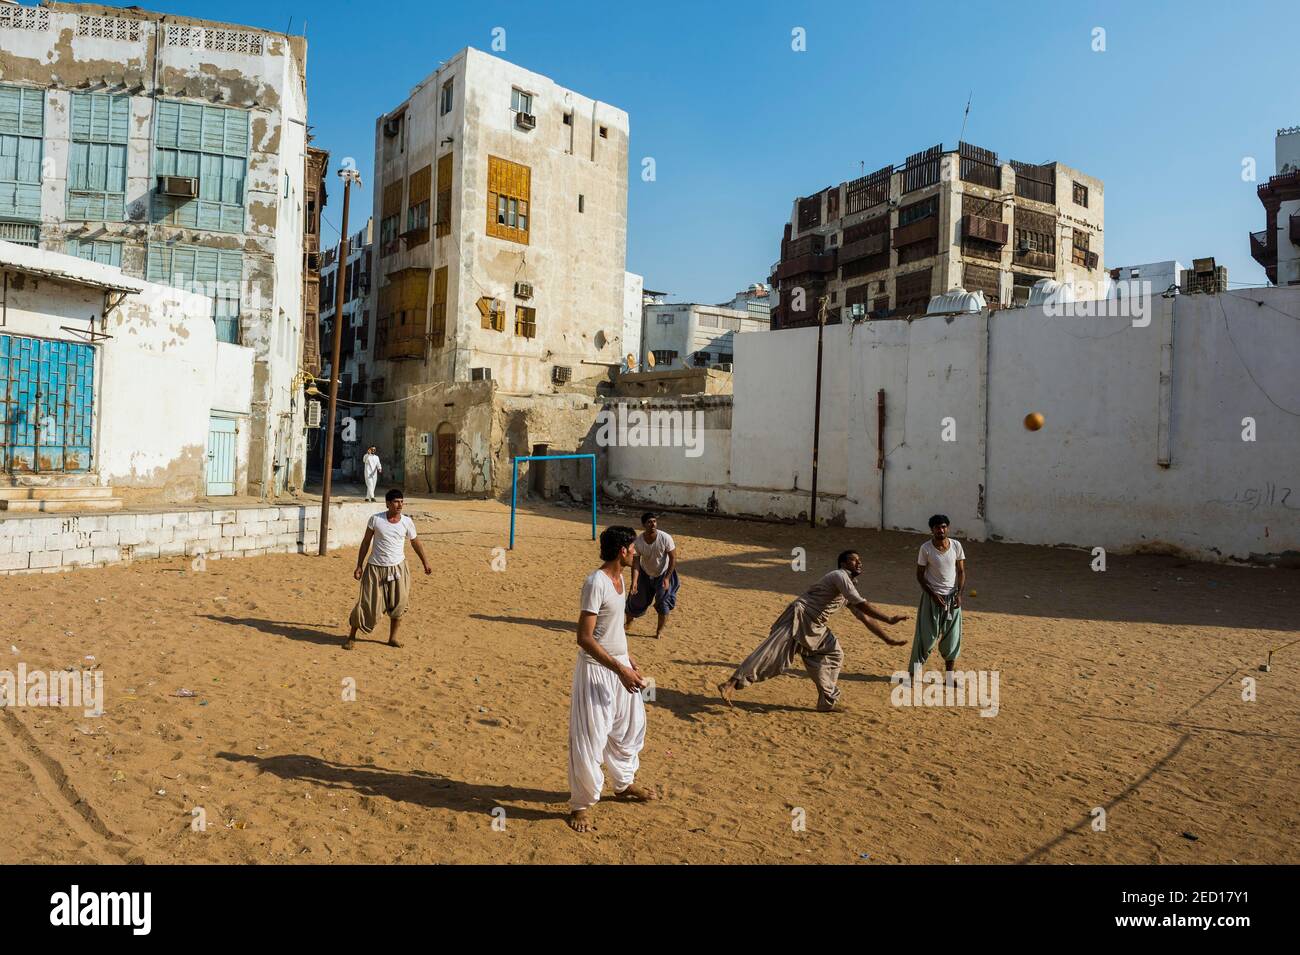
[106,0,1296,301]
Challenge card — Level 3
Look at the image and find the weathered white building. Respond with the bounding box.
[1249,125,1300,287]
[622,270,643,369]
[363,47,630,496]
[605,288,1300,564]
[0,239,253,510]
[640,301,769,370]
[0,1,311,497]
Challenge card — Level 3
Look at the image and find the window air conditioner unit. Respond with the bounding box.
[515,112,536,131]
[383,116,402,137]
[470,367,492,382]
[159,175,199,198]
[305,401,322,428]
[1084,251,1099,270]
[552,365,572,385]
[514,281,533,299]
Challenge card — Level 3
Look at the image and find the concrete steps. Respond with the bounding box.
[0,485,123,513]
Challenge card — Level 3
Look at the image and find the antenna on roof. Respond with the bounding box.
[958,90,973,144]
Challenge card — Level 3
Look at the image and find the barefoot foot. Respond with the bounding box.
[717,680,736,707]
[567,809,592,832]
[614,783,657,802]
[387,637,403,648]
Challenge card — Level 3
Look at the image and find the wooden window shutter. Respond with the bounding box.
[382,180,403,218]
[486,155,531,244]
[409,165,431,205]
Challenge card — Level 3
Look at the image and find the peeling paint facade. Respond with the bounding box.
[357,48,629,496]
[0,1,310,497]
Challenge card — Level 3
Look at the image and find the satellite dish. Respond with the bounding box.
[625,352,636,370]
[645,351,657,368]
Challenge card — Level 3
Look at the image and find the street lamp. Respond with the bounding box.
[318,165,363,556]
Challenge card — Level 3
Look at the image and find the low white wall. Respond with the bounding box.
[604,290,1300,563]
[0,500,380,575]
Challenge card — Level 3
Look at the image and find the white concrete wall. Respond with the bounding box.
[0,500,378,575]
[605,290,1300,562]
[623,271,643,364]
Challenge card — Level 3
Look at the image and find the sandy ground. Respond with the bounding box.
[1,498,1296,864]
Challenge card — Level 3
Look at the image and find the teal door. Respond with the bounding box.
[206,416,236,495]
[0,335,95,473]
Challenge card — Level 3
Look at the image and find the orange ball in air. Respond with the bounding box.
[1024,412,1045,431]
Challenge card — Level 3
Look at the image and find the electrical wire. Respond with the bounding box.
[1217,295,1300,416]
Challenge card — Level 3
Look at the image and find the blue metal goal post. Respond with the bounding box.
[509,453,597,549]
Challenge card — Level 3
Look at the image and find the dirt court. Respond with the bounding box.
[1,498,1296,864]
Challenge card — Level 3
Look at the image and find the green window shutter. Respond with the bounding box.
[155,100,179,148]
[106,144,126,192]
[68,141,89,189]
[19,88,43,137]
[16,137,40,183]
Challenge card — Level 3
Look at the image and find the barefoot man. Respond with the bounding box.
[344,488,432,650]
[568,525,657,832]
[907,514,966,684]
[718,550,908,712]
[625,512,679,639]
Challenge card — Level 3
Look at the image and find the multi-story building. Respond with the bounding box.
[641,293,771,371]
[0,1,311,497]
[317,217,373,478]
[363,47,629,495]
[769,142,1104,327]
[717,282,777,316]
[1248,125,1300,287]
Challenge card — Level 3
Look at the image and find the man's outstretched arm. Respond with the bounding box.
[850,602,907,645]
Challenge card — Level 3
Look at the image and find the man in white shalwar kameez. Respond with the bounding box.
[568,525,657,832]
[362,447,382,502]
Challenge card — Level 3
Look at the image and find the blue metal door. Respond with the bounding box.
[206,415,236,495]
[0,335,95,473]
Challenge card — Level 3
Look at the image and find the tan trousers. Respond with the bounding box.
[349,561,411,634]
[730,601,844,707]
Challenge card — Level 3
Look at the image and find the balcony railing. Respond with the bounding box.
[1250,229,1276,268]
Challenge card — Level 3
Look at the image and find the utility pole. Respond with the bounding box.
[809,294,828,528]
[318,164,361,556]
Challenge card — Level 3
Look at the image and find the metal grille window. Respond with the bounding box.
[147,243,244,343]
[65,239,123,267]
[0,222,38,246]
[652,350,678,366]
[68,93,129,221]
[515,305,537,339]
[152,101,249,233]
[0,84,44,223]
[487,156,530,244]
